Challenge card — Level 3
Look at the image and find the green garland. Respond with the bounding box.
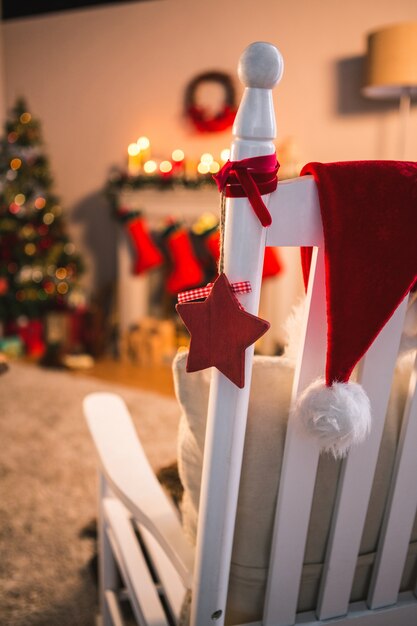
[106,168,217,216]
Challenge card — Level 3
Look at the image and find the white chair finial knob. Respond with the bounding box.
[238,42,284,89]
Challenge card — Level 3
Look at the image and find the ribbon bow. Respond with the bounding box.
[178,279,251,304]
[213,153,279,227]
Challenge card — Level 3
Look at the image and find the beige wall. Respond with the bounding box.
[0,18,6,128]
[3,0,417,294]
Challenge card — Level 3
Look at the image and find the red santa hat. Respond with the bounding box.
[295,160,417,457]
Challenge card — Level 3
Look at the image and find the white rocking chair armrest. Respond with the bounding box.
[83,391,194,587]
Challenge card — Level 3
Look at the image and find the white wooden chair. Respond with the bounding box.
[84,42,417,626]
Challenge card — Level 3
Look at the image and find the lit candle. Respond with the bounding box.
[185,159,197,180]
[159,160,173,177]
[172,149,185,175]
[137,136,151,164]
[127,143,141,176]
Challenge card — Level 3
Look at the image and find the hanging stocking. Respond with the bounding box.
[120,209,163,275]
[18,317,45,357]
[164,223,204,295]
[262,246,283,279]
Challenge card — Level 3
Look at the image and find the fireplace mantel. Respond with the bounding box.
[117,186,303,353]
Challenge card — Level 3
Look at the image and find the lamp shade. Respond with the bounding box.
[363,22,417,99]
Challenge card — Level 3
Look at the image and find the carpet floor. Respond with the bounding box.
[0,362,181,626]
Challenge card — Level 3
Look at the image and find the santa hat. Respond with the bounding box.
[295,160,417,458]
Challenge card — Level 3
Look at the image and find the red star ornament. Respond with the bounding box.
[176,272,270,388]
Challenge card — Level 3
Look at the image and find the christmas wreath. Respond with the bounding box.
[184,71,237,133]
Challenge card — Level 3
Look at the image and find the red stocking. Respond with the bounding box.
[262,246,283,279]
[125,215,163,275]
[165,226,204,294]
[18,318,45,357]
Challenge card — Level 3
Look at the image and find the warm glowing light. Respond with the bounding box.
[10,158,22,170]
[21,224,35,238]
[20,112,32,124]
[159,160,173,173]
[32,269,43,283]
[200,153,214,165]
[8,132,17,143]
[192,212,219,235]
[137,136,150,150]
[35,197,46,209]
[57,282,69,295]
[209,161,220,174]
[128,143,140,156]
[55,267,67,280]
[172,149,185,162]
[6,170,17,181]
[43,213,55,225]
[20,266,32,281]
[15,193,26,206]
[220,148,230,162]
[44,282,55,294]
[128,143,141,176]
[64,243,75,255]
[25,243,36,256]
[197,162,210,175]
[9,203,20,215]
[144,160,157,174]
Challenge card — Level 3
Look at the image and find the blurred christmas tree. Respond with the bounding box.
[0,98,85,356]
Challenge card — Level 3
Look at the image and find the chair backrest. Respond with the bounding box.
[190,42,417,626]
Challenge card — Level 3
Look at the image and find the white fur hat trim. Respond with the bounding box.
[293,378,371,459]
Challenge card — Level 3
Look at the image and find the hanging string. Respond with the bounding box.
[218,191,226,274]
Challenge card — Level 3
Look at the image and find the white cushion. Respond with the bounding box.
[173,349,417,624]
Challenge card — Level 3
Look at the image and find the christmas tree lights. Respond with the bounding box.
[0,98,84,335]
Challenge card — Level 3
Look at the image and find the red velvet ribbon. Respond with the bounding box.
[213,153,279,227]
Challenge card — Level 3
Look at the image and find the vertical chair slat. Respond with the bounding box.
[190,43,284,625]
[103,498,169,626]
[317,298,407,620]
[368,352,417,609]
[190,186,272,626]
[263,247,326,626]
[139,525,187,621]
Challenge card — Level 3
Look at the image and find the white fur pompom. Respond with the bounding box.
[293,378,371,458]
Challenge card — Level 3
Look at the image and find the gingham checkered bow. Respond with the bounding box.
[177,280,251,303]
